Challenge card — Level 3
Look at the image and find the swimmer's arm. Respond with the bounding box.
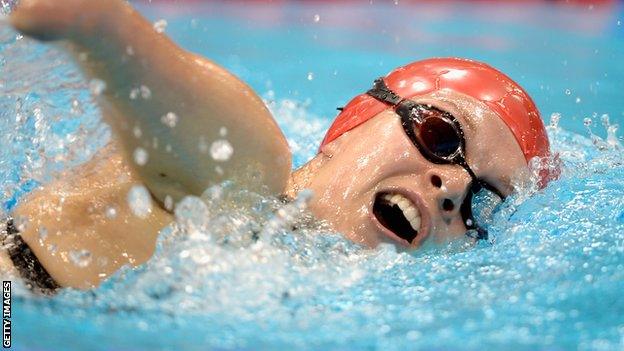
[10,0,292,204]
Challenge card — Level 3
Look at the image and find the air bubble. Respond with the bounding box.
[161,112,179,128]
[153,19,168,33]
[126,45,135,56]
[583,118,592,127]
[219,127,228,137]
[134,147,149,166]
[69,249,93,268]
[128,185,153,219]
[313,14,320,22]
[307,72,314,81]
[564,89,571,95]
[210,139,234,161]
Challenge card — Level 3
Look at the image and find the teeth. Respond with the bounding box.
[382,193,422,232]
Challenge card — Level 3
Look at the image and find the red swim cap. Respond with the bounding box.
[320,57,557,186]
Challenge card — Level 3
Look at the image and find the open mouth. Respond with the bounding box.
[372,192,421,244]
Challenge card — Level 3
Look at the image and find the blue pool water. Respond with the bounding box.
[1,1,624,350]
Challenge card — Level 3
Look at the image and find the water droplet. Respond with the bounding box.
[313,14,320,22]
[174,196,210,231]
[0,0,17,15]
[153,19,168,33]
[70,99,83,115]
[38,227,48,241]
[210,139,234,161]
[601,113,610,127]
[133,147,149,166]
[47,244,57,255]
[130,88,140,100]
[161,112,179,128]
[97,256,108,267]
[549,113,561,128]
[105,206,118,219]
[140,85,151,99]
[89,79,106,96]
[564,89,571,95]
[14,216,28,232]
[69,249,93,268]
[133,126,142,138]
[307,72,314,81]
[128,185,153,218]
[164,195,174,211]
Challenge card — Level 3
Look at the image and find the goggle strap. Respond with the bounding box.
[366,78,403,106]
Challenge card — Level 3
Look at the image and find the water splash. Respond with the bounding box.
[3,19,624,351]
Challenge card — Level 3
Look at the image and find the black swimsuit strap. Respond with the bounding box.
[2,218,60,295]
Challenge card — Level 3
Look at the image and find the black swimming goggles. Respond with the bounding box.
[366,78,505,241]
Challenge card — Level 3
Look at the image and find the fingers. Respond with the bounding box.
[9,0,75,41]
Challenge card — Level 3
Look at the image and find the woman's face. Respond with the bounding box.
[303,89,530,250]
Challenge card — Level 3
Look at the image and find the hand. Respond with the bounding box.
[10,0,117,41]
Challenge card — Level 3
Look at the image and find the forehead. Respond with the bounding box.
[410,89,529,195]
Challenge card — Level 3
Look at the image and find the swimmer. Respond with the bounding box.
[1,0,557,293]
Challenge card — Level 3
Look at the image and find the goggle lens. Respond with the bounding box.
[416,113,462,160]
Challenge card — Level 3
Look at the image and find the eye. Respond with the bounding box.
[417,117,462,158]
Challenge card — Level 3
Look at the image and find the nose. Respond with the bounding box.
[426,167,472,216]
